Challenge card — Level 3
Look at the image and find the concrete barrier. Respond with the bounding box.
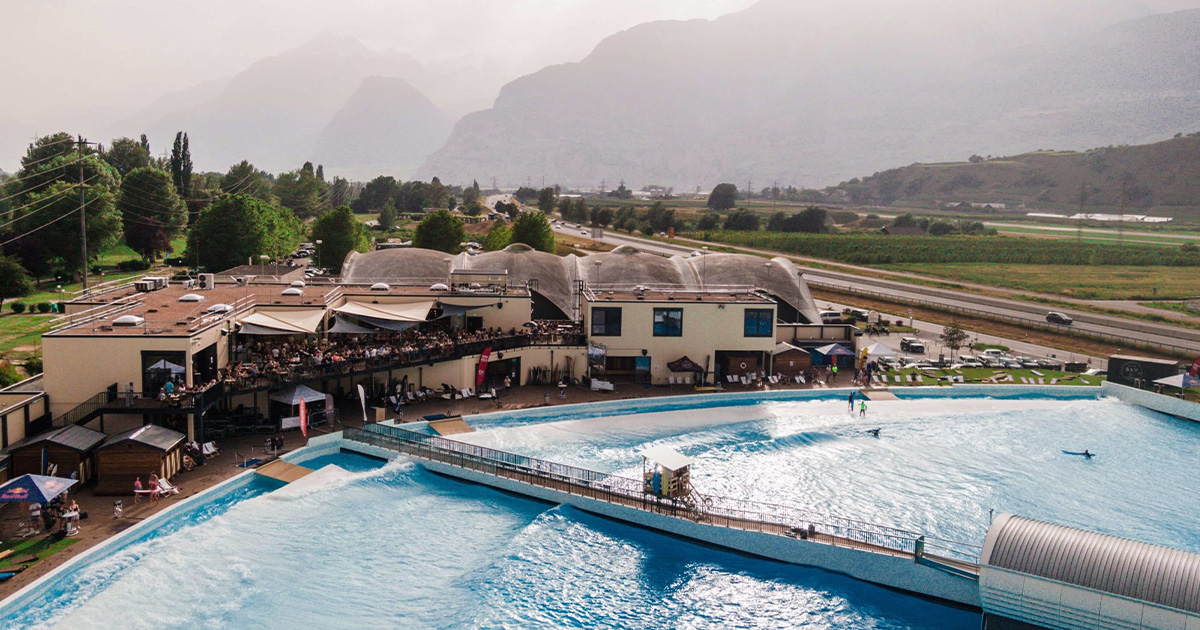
[1101,381,1200,423]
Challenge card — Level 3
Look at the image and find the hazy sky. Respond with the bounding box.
[0,0,753,133]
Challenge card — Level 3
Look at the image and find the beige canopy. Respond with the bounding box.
[239,309,325,334]
[334,300,434,322]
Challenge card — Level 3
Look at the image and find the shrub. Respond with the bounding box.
[10,302,26,313]
[0,362,20,388]
[23,356,43,375]
[36,302,52,313]
[116,259,152,272]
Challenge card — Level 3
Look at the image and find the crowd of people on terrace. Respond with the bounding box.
[215,320,581,389]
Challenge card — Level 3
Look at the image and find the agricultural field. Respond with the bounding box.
[882,264,1197,300]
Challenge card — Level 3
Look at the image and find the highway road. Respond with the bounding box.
[552,223,1200,356]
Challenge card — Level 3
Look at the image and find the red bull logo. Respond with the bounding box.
[1,487,30,500]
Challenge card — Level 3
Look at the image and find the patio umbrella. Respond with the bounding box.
[0,474,77,504]
[812,343,855,357]
[666,356,703,372]
[862,343,896,358]
[148,359,185,374]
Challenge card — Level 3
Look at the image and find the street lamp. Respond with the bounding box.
[764,261,772,289]
[315,239,323,270]
[701,246,708,289]
[594,260,603,288]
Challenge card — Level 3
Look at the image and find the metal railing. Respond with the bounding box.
[53,389,116,427]
[345,424,982,565]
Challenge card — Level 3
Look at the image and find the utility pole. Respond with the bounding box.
[78,135,89,295]
[1077,181,1085,243]
[1118,180,1128,246]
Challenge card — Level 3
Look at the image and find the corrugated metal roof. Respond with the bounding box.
[100,424,186,452]
[8,425,107,453]
[981,513,1200,614]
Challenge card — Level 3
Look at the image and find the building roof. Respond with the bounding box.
[981,513,1200,615]
[100,424,186,452]
[8,425,107,453]
[639,446,693,471]
[341,245,821,323]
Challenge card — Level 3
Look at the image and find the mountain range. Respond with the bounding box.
[420,0,1200,189]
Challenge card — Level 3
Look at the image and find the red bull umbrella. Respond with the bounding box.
[0,474,77,504]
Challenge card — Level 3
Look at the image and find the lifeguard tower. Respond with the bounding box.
[639,446,694,499]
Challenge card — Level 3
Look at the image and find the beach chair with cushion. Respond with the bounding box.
[683,376,692,385]
[157,478,181,496]
[668,377,676,386]
[201,442,220,459]
[1049,378,1058,385]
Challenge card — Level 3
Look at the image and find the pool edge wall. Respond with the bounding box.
[340,439,982,609]
[1101,381,1200,423]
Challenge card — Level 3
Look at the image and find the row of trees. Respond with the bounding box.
[411,209,556,254]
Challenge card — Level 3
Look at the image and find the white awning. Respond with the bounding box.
[638,446,693,471]
[239,309,325,334]
[334,300,433,322]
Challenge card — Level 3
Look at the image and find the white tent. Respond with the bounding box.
[238,309,325,334]
[269,384,327,405]
[333,300,433,322]
[148,359,185,373]
[862,342,896,357]
[1153,374,1199,389]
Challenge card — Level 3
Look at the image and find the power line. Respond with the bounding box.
[0,206,81,249]
[0,176,99,231]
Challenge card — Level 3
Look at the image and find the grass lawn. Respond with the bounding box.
[882,263,1196,300]
[990,225,1199,247]
[0,314,55,356]
[0,535,80,571]
[881,367,1102,387]
[1139,301,1200,317]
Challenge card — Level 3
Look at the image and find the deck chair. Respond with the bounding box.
[1019,377,1029,384]
[201,442,219,458]
[796,375,805,384]
[1049,378,1058,385]
[668,376,676,386]
[157,478,181,496]
[1037,378,1045,384]
[683,376,692,385]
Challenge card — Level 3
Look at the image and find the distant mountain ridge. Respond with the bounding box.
[828,133,1200,217]
[419,1,1200,189]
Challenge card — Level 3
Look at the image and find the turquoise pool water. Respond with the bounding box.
[3,388,1195,629]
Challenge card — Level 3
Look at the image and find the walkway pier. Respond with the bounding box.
[342,423,983,607]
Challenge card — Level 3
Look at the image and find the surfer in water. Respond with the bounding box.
[1082,449,1093,459]
[848,391,855,412]
[866,428,881,437]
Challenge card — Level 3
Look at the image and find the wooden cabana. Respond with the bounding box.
[94,424,187,496]
[772,342,812,378]
[7,425,106,485]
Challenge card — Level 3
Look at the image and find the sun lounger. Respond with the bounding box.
[1049,378,1058,385]
[201,442,219,458]
[768,375,779,384]
[478,388,495,400]
[683,376,692,385]
[1031,370,1045,377]
[1020,377,1030,384]
[1037,378,1045,384]
[460,388,474,398]
[157,478,180,496]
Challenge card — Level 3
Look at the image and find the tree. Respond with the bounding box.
[463,200,486,216]
[510,211,555,252]
[311,206,369,272]
[928,220,956,236]
[513,187,539,203]
[221,160,275,203]
[645,202,675,233]
[940,323,970,358]
[169,132,193,199]
[14,150,122,277]
[723,209,760,231]
[462,180,482,206]
[377,205,397,232]
[329,177,351,208]
[118,167,187,260]
[0,255,33,303]
[351,176,398,213]
[537,187,557,214]
[766,207,827,233]
[412,209,464,253]
[495,200,519,219]
[0,231,52,280]
[707,183,738,211]
[315,164,325,181]
[481,222,513,251]
[590,206,614,227]
[104,137,151,176]
[608,181,632,199]
[697,213,721,231]
[185,194,304,271]
[891,213,918,228]
[275,164,327,218]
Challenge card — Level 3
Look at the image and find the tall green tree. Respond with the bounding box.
[351,175,397,213]
[185,194,303,271]
[462,180,481,206]
[14,146,122,278]
[329,177,351,208]
[510,211,555,252]
[412,209,464,253]
[646,201,675,233]
[169,131,193,199]
[940,323,970,358]
[118,167,187,260]
[275,163,327,218]
[697,213,721,231]
[537,187,557,214]
[103,137,151,176]
[481,221,513,251]
[377,204,397,231]
[221,160,275,203]
[0,255,33,303]
[589,206,614,227]
[310,206,369,272]
[707,183,738,211]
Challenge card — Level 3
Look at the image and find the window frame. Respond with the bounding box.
[590,307,622,337]
[743,308,774,337]
[652,308,683,337]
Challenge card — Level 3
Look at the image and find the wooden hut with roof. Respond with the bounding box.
[94,424,187,495]
[7,425,107,484]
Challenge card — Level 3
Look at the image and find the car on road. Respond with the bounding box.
[1046,311,1073,325]
[819,311,844,325]
[899,337,925,353]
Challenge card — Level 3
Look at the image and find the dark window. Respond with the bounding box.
[591,307,622,336]
[653,308,683,337]
[744,309,774,337]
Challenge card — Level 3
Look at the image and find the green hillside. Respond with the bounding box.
[831,133,1200,219]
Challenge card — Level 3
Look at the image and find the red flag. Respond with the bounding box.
[476,347,493,388]
[299,398,308,438]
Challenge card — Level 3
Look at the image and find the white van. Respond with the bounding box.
[819,311,843,325]
[980,349,1005,360]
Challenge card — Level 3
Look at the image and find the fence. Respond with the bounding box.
[345,424,982,565]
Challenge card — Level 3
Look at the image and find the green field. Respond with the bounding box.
[990,224,1200,247]
[883,263,1196,300]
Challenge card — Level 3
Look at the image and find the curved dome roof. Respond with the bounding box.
[465,244,575,315]
[342,248,459,282]
[339,245,820,323]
